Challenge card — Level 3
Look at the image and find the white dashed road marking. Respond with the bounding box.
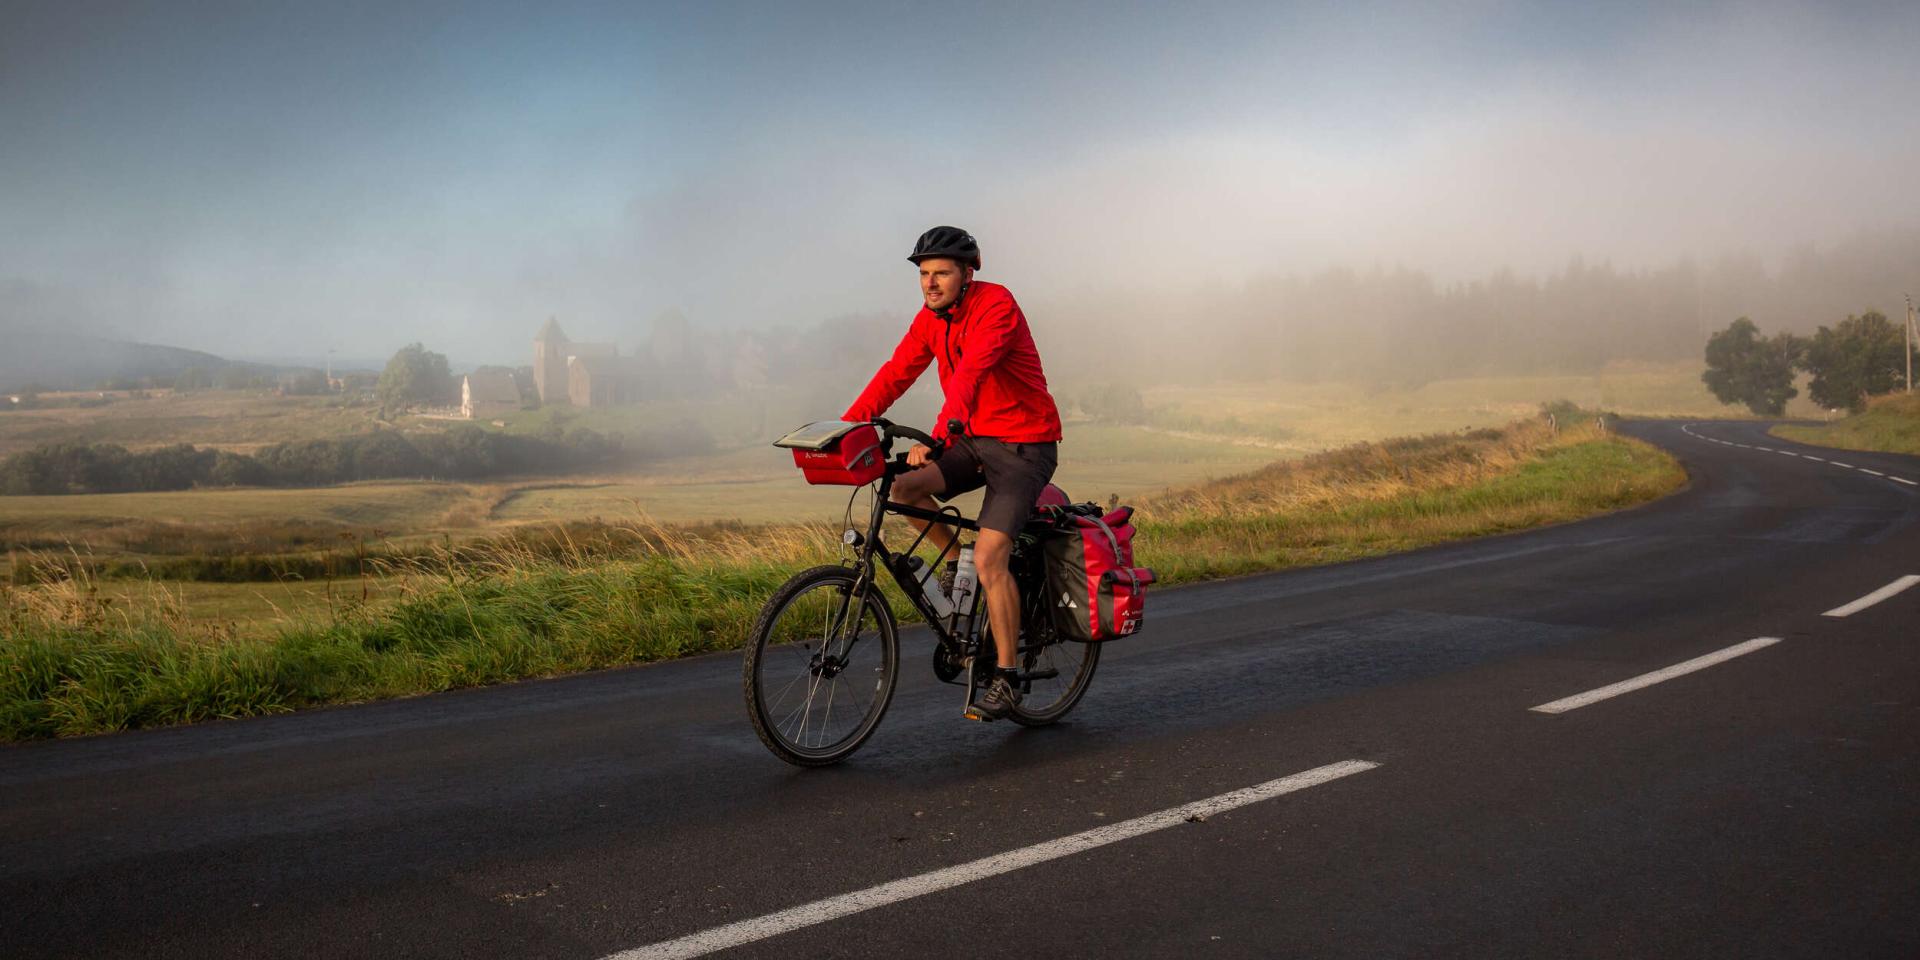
[1682,425,1917,489]
[1530,638,1783,715]
[1824,575,1920,618]
[608,760,1380,960]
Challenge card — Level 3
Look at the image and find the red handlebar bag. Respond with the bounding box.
[774,421,886,486]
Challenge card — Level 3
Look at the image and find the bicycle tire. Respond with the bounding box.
[743,564,899,766]
[1006,627,1100,727]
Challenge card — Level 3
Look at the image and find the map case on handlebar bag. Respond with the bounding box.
[1042,505,1156,642]
[774,420,886,486]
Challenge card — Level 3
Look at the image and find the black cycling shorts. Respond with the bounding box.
[934,437,1060,537]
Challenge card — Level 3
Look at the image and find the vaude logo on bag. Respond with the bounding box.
[1058,591,1077,609]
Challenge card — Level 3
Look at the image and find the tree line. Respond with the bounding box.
[1701,310,1912,415]
[0,422,713,495]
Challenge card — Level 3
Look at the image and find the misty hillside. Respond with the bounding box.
[0,330,231,392]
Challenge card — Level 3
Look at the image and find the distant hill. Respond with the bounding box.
[0,330,238,391]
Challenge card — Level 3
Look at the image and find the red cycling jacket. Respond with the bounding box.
[843,280,1063,444]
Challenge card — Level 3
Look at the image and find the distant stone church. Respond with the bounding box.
[533,318,646,408]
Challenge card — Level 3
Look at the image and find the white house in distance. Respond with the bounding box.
[461,370,521,420]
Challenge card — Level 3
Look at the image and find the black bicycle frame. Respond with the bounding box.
[848,455,981,651]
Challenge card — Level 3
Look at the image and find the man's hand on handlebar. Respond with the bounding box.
[872,420,943,469]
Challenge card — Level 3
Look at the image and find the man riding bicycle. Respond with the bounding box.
[842,225,1064,721]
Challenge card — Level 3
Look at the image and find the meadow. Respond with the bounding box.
[0,361,1733,641]
[0,389,378,457]
[1771,391,1920,455]
[0,414,1683,740]
[1139,358,1823,451]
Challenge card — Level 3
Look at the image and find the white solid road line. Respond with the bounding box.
[607,760,1380,960]
[1824,575,1920,618]
[1530,638,1783,715]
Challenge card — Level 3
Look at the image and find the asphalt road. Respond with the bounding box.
[4,419,1917,959]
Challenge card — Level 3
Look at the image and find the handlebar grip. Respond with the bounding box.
[885,423,938,448]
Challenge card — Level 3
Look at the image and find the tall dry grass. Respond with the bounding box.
[1,412,1682,740]
[1772,391,1920,456]
[1136,417,1680,580]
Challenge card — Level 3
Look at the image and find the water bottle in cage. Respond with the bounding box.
[949,545,978,636]
[897,555,954,618]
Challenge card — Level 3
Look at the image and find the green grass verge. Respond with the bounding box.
[1771,392,1920,456]
[1145,435,1679,581]
[0,417,1684,741]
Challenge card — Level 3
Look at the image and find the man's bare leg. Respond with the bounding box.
[972,529,1019,669]
[890,463,956,558]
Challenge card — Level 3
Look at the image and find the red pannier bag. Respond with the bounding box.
[773,420,886,486]
[1043,505,1156,642]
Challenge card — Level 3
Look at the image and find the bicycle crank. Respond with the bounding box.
[931,642,967,684]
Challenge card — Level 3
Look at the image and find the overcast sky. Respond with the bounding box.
[3,0,1917,365]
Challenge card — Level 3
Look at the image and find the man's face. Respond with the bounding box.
[918,258,970,311]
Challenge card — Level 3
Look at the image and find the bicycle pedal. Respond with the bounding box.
[962,706,995,723]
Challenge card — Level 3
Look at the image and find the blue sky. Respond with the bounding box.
[3,1,1917,365]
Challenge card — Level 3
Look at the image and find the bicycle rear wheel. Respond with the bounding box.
[1008,626,1099,727]
[743,565,899,766]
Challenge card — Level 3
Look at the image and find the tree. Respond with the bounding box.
[208,450,270,487]
[1076,383,1150,423]
[376,343,452,414]
[347,431,424,480]
[1802,310,1905,412]
[174,367,213,391]
[218,365,267,390]
[1701,318,1803,416]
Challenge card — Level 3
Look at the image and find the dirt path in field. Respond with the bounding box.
[486,482,618,520]
[1135,425,1312,452]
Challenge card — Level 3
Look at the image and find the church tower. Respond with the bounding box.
[532,317,570,406]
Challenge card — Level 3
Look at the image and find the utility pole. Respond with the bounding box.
[1907,295,1915,394]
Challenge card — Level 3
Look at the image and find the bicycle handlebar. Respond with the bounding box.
[872,418,939,450]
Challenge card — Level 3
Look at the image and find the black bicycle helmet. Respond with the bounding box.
[907,225,982,270]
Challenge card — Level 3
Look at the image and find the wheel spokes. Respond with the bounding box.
[756,577,891,755]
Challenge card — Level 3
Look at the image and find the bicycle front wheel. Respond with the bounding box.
[743,565,899,766]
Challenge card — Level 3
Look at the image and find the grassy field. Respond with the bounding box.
[2,364,1727,638]
[0,481,500,577]
[1771,392,1920,455]
[491,423,1279,526]
[1139,360,1823,451]
[0,421,1268,553]
[0,421,1274,631]
[0,414,1683,740]
[1,363,1734,555]
[0,389,381,456]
